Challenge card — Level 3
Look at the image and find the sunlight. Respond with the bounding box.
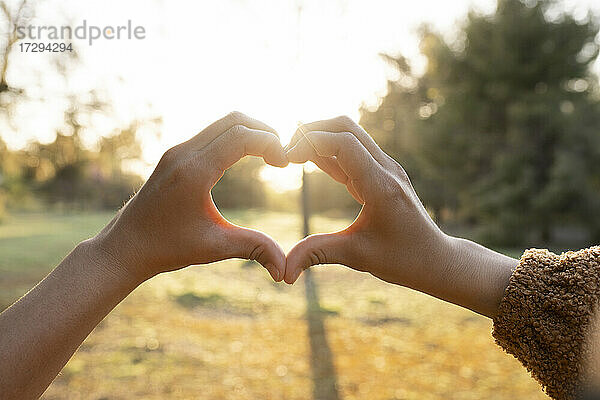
[259,162,319,193]
[6,0,599,192]
[259,164,303,193]
[5,0,505,180]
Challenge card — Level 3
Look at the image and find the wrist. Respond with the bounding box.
[441,235,516,317]
[78,236,148,289]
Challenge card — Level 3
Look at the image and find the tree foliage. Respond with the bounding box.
[0,127,145,211]
[360,0,600,246]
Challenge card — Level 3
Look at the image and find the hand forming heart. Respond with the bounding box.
[95,111,289,283]
[95,112,514,318]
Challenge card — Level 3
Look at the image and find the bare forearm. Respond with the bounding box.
[0,239,141,399]
[414,235,517,318]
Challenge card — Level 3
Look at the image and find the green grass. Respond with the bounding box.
[0,211,115,307]
[173,292,228,309]
[0,211,114,270]
[0,210,547,400]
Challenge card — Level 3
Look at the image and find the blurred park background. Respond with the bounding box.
[2,0,600,398]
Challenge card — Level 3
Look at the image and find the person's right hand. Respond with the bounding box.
[284,116,516,317]
[90,112,289,284]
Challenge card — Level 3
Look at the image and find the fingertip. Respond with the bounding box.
[284,241,304,284]
[264,136,289,168]
[291,268,302,284]
[266,250,286,284]
[268,151,289,168]
[264,263,283,282]
[271,240,287,282]
[261,258,286,283]
[285,146,307,164]
[283,255,304,285]
[229,226,286,282]
[279,155,290,167]
[283,268,298,284]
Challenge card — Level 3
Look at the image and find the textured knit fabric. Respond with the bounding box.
[493,246,600,400]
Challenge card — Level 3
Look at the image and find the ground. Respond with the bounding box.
[0,210,549,399]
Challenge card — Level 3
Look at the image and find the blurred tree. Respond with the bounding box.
[361,0,600,246]
[34,98,147,210]
[0,0,157,215]
[0,96,151,212]
[0,0,30,106]
[0,135,36,211]
[212,157,268,210]
[30,131,145,210]
[305,170,360,217]
[0,137,7,220]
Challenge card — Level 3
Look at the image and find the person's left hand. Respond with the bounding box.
[91,111,289,284]
[283,116,516,317]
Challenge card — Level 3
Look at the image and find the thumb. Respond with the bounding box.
[225,226,286,282]
[284,232,350,284]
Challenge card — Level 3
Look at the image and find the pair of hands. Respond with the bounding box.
[0,112,517,400]
[93,112,512,317]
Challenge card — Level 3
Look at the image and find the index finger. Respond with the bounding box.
[187,111,279,150]
[286,130,380,193]
[205,124,288,173]
[287,115,389,165]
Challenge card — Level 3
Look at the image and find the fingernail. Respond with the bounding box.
[266,264,279,281]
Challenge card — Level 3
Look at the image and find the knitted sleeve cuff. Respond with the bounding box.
[492,246,600,400]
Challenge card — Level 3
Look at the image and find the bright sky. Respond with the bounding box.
[5,0,600,190]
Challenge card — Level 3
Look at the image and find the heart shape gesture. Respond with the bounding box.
[283,115,447,288]
[97,112,511,318]
[96,112,452,292]
[96,112,289,283]
[282,116,511,318]
[1,112,523,400]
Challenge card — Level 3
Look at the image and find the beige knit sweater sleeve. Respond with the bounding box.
[492,246,600,400]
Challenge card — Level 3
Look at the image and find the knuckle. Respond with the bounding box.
[227,124,247,139]
[159,145,179,166]
[336,115,355,126]
[378,170,406,201]
[227,111,246,124]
